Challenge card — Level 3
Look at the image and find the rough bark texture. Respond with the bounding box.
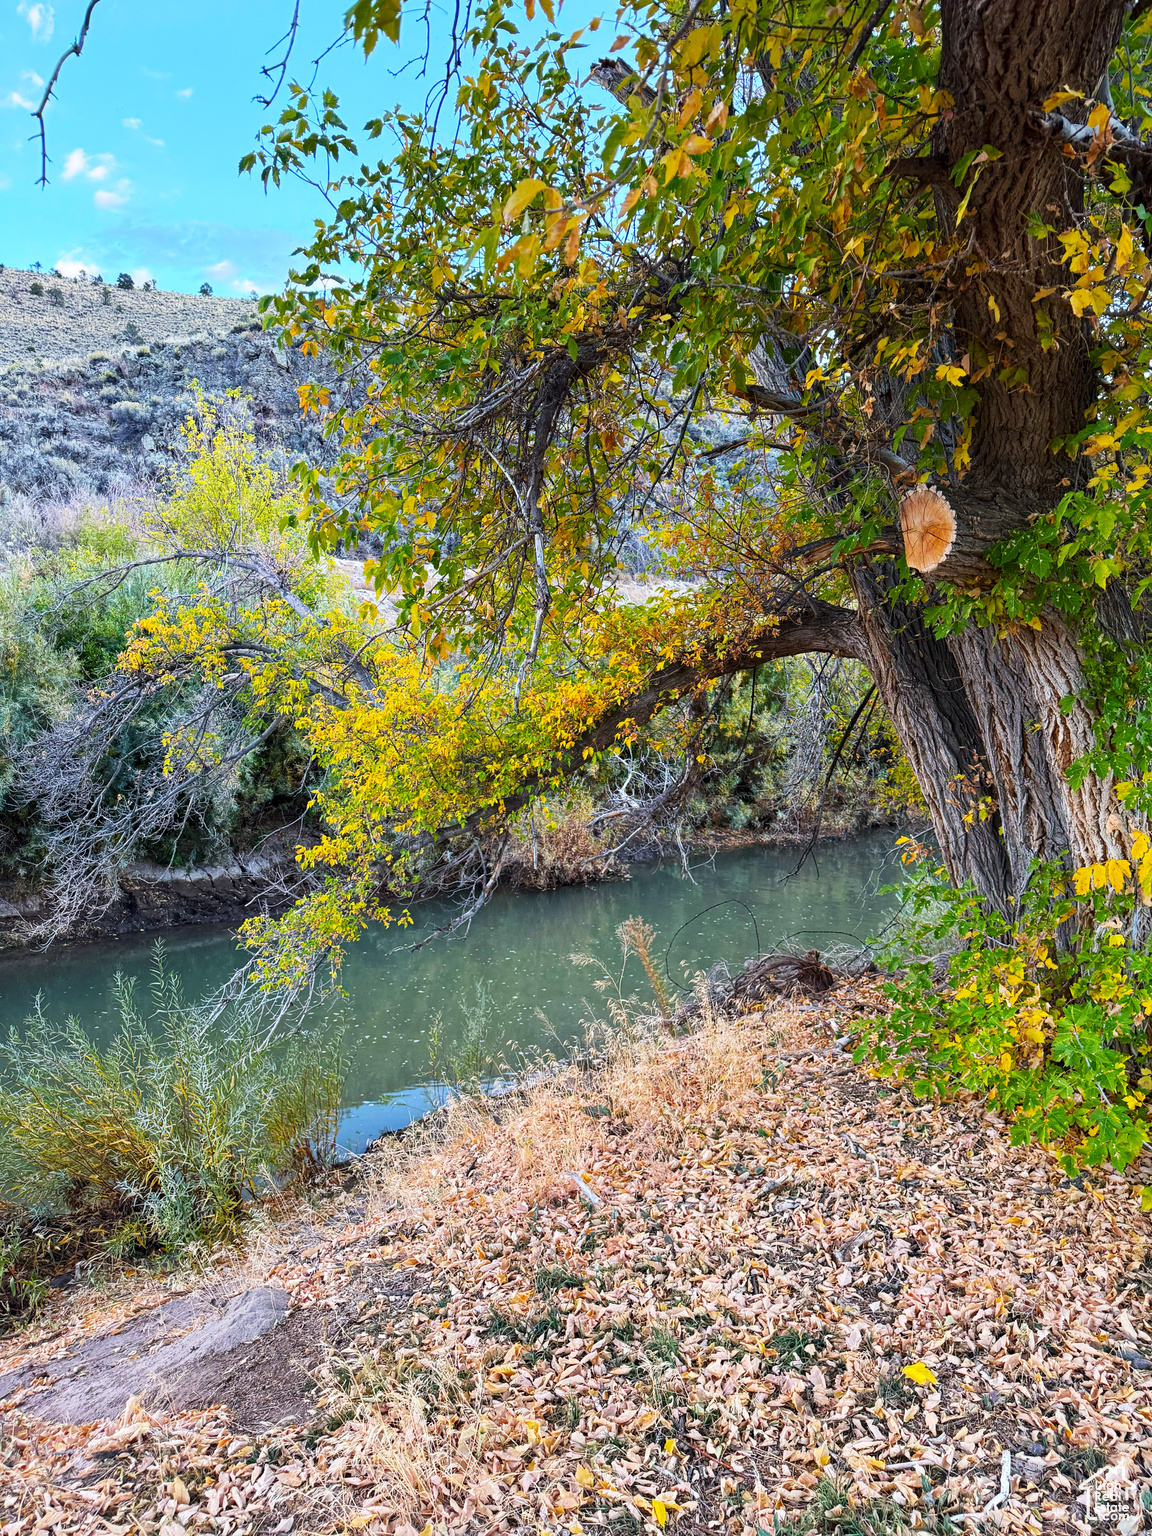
[947,621,1073,890]
[1009,615,1130,869]
[851,564,1014,904]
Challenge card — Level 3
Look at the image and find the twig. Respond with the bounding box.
[31,0,101,187]
[256,1,303,109]
[846,0,891,71]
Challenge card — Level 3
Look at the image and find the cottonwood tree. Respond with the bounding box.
[95,0,1152,982]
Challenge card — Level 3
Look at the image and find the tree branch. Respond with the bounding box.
[256,1,303,109]
[31,0,101,187]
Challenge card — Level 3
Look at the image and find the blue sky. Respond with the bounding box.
[0,1,432,294]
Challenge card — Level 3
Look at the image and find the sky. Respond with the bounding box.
[0,1,438,294]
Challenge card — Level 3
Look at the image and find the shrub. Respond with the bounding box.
[116,272,134,290]
[28,281,43,297]
[199,282,213,296]
[0,948,345,1256]
[860,842,1152,1183]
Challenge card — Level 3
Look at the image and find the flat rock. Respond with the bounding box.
[2,1286,295,1426]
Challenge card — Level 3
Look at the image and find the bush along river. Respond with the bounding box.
[0,832,905,1152]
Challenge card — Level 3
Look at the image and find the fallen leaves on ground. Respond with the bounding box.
[2,986,1152,1535]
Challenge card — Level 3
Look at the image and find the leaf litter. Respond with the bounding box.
[2,983,1151,1535]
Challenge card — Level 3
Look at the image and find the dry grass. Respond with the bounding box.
[3,989,1152,1534]
[0,268,257,368]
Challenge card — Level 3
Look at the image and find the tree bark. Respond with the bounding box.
[850,562,1015,905]
[946,620,1073,890]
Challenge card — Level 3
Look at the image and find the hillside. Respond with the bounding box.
[0,268,334,506]
[0,267,259,368]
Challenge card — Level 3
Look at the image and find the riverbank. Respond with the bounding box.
[1,988,1149,1533]
[0,813,916,951]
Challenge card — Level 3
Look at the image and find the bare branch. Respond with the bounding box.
[31,0,101,187]
[256,0,303,108]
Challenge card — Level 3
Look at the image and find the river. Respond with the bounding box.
[0,832,905,1151]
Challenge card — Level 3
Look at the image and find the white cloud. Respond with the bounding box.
[205,259,237,282]
[0,171,11,192]
[17,2,54,42]
[176,87,193,99]
[122,116,164,147]
[232,278,260,295]
[94,184,130,209]
[56,257,97,279]
[62,147,116,182]
[2,71,44,110]
[131,267,154,287]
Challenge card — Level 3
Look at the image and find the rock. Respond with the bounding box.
[3,1286,290,1425]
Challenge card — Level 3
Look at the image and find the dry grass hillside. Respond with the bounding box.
[0,268,336,505]
[0,266,259,368]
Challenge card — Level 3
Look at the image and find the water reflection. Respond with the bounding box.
[0,832,905,1149]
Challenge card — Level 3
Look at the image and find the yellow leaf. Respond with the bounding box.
[622,187,643,216]
[1073,865,1093,897]
[1070,286,1110,317]
[677,89,702,128]
[1088,102,1110,132]
[503,178,549,224]
[172,1478,190,1507]
[987,293,1000,322]
[1131,829,1149,861]
[652,1499,668,1529]
[1118,226,1135,271]
[999,1051,1014,1072]
[1106,858,1132,893]
[903,1361,937,1386]
[935,364,967,385]
[1042,89,1084,111]
[576,1466,595,1488]
[664,1438,677,1454]
[705,100,729,135]
[682,134,713,156]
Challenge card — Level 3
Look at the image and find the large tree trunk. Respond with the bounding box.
[947,620,1074,889]
[841,0,1137,901]
[851,562,1016,905]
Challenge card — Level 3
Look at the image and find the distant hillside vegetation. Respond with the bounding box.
[0,267,333,505]
[0,266,259,366]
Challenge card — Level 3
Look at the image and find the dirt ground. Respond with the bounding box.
[1,988,1150,1535]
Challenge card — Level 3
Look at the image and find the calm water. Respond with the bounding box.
[0,833,904,1152]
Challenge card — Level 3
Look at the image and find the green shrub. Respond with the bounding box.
[0,948,345,1256]
[0,1226,49,1325]
[860,846,1152,1182]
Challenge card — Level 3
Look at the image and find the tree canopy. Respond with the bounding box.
[179,0,1146,929]
[72,0,1152,1170]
